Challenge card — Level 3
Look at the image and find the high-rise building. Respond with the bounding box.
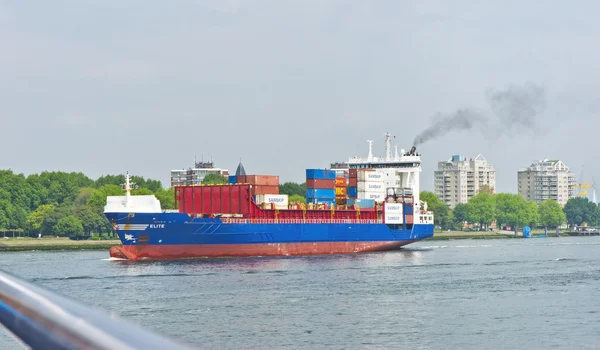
[434,154,496,209]
[170,161,229,187]
[517,158,576,206]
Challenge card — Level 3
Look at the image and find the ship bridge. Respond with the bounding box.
[335,133,423,207]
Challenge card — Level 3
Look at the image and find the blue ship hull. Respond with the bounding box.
[105,212,434,260]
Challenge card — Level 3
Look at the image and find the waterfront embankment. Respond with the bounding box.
[0,238,121,251]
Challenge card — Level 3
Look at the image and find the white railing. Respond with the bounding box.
[0,269,192,350]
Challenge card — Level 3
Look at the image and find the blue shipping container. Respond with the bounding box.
[354,199,375,208]
[307,197,336,205]
[306,169,336,180]
[404,204,413,215]
[306,188,336,199]
[228,175,237,184]
[348,187,357,197]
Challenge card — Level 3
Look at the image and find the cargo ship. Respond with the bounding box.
[104,134,434,260]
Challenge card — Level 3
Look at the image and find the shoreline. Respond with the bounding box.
[0,231,577,252]
[0,238,121,252]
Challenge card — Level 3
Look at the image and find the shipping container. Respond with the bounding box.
[306,179,335,189]
[349,177,357,187]
[405,214,414,224]
[335,187,346,196]
[335,178,346,187]
[176,184,252,215]
[306,197,335,205]
[357,191,386,201]
[357,182,385,191]
[348,169,358,178]
[306,169,336,180]
[404,204,414,215]
[349,199,375,208]
[306,188,335,199]
[255,194,289,209]
[252,185,279,195]
[238,175,279,186]
[357,170,385,182]
[348,187,357,197]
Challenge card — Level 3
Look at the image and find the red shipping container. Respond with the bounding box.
[349,178,357,187]
[251,185,279,195]
[335,178,346,187]
[240,175,279,186]
[349,169,358,178]
[335,187,346,196]
[306,179,335,189]
[405,215,414,224]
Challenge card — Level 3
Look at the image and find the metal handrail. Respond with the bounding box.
[0,269,194,350]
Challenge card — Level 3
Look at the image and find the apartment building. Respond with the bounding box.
[434,154,496,209]
[517,158,575,206]
[170,161,228,187]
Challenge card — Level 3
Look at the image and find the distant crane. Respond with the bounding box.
[572,165,595,197]
[573,181,594,197]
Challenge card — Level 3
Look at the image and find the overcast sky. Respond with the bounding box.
[1,0,599,194]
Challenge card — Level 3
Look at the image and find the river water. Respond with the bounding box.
[1,237,599,349]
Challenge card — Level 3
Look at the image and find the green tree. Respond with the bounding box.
[40,206,71,236]
[25,204,55,236]
[465,193,496,231]
[289,194,306,204]
[75,205,109,236]
[155,188,175,209]
[131,188,154,196]
[420,191,451,229]
[87,185,124,213]
[55,216,84,239]
[495,194,539,235]
[280,182,306,197]
[538,199,566,235]
[452,203,469,230]
[202,174,228,185]
[563,197,598,227]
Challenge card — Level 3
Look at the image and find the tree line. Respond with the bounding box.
[0,170,173,239]
[421,189,599,234]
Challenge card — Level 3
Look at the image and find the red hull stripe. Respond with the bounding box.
[110,241,415,260]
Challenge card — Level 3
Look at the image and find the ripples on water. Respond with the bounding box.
[1,237,599,349]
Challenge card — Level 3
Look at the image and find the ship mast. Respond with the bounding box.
[122,172,137,209]
[367,140,374,161]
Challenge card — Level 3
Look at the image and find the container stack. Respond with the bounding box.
[237,175,279,195]
[335,177,347,205]
[305,169,336,205]
[348,169,358,200]
[357,169,386,202]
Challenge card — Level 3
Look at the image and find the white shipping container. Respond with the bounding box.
[255,194,289,209]
[357,191,386,201]
[357,182,385,191]
[384,203,403,213]
[357,170,385,182]
[384,212,404,224]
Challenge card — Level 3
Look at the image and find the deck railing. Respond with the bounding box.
[0,269,193,350]
[221,218,382,224]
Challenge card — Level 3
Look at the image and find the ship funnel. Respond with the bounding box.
[409,146,416,155]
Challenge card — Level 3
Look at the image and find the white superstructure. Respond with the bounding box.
[334,132,431,223]
[104,172,162,213]
[346,133,423,205]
